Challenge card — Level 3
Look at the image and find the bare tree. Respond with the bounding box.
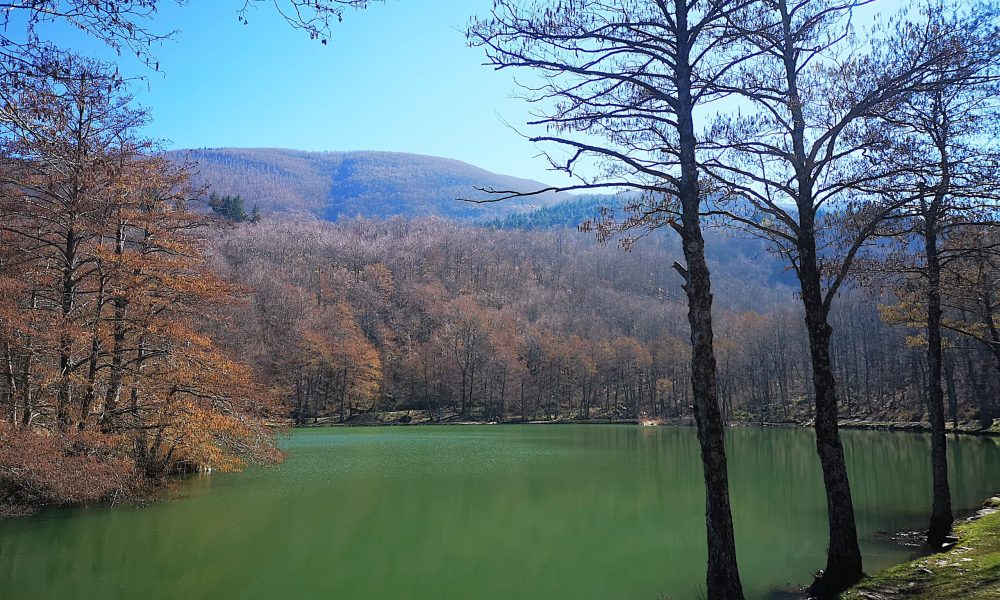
[940,227,1000,382]
[701,0,965,593]
[467,1,754,597]
[861,2,1000,550]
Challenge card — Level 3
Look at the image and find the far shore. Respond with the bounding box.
[273,412,1000,437]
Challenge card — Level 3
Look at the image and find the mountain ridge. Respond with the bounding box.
[169,147,568,220]
[176,148,795,289]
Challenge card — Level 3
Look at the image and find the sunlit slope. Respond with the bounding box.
[171,148,566,220]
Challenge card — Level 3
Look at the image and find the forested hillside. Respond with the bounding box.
[173,148,566,220]
[211,219,996,427]
[486,196,798,287]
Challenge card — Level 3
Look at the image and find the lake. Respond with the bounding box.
[2,425,1000,600]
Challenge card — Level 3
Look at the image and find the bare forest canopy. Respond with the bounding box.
[210,218,997,429]
[170,148,567,220]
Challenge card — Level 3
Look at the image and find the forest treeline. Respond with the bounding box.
[212,218,998,428]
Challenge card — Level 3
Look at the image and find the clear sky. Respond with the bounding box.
[48,0,572,185]
[47,0,904,187]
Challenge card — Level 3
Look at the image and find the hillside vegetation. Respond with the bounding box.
[173,148,567,220]
[211,219,994,428]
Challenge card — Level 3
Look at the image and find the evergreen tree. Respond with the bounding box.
[209,193,249,223]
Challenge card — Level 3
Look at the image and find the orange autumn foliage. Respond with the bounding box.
[0,56,281,512]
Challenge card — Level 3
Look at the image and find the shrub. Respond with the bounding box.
[0,423,141,515]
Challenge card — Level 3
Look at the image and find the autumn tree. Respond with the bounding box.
[0,56,147,430]
[0,55,280,509]
[303,302,382,423]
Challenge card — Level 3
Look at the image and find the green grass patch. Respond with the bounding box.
[844,503,1000,599]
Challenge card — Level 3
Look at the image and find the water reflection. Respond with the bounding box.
[1,426,999,600]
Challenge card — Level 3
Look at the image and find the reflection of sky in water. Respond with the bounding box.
[1,426,999,600]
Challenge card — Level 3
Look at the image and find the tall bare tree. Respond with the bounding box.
[702,0,964,593]
[468,1,754,597]
[862,2,1000,550]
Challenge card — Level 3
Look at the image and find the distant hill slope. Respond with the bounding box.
[484,195,620,229]
[485,194,799,288]
[170,148,567,220]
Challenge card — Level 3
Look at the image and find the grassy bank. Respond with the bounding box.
[844,498,1000,599]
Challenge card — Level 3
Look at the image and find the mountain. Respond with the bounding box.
[174,147,796,289]
[170,148,567,220]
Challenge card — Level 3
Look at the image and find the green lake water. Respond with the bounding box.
[2,425,1000,600]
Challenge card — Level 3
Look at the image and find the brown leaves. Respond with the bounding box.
[0,57,282,501]
[0,422,139,514]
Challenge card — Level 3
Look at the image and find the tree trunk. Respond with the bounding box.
[19,293,35,428]
[962,351,990,428]
[20,352,32,428]
[777,0,863,584]
[943,353,959,429]
[3,343,16,425]
[674,10,744,597]
[79,273,105,429]
[101,221,127,433]
[799,235,864,596]
[340,367,349,423]
[923,206,953,549]
[101,296,127,431]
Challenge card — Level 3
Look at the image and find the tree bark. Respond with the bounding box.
[798,233,864,596]
[943,354,958,429]
[674,6,744,596]
[3,342,15,424]
[775,0,863,587]
[57,223,77,430]
[923,202,953,549]
[101,221,128,433]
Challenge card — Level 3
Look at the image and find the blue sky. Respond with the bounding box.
[46,0,904,187]
[48,0,571,185]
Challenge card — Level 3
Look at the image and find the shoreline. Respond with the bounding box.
[275,413,1000,437]
[843,495,1000,599]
